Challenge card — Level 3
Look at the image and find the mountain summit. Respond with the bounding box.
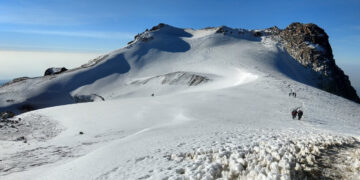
[0,22,359,114]
[1,23,360,180]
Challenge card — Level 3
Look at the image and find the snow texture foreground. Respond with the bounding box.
[165,132,359,180]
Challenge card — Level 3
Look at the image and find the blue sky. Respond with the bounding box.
[0,0,359,82]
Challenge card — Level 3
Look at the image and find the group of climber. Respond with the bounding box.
[291,108,303,120]
[289,89,304,120]
[288,92,296,98]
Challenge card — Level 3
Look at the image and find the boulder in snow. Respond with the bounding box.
[253,31,262,37]
[0,111,15,119]
[44,67,68,76]
[73,94,105,103]
[18,104,36,112]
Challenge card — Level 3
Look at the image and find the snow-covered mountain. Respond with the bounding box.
[0,23,359,180]
[0,23,358,113]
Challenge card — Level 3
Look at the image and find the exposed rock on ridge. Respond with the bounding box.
[130,71,210,86]
[277,23,359,103]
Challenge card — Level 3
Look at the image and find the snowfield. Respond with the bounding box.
[0,25,359,180]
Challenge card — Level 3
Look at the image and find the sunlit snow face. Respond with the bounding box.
[189,68,258,92]
[232,68,258,86]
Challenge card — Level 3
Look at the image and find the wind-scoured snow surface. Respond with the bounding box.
[1,25,359,180]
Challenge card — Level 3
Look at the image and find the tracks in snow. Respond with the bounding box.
[163,133,359,180]
[313,141,360,180]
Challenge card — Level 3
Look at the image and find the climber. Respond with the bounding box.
[289,91,296,98]
[291,109,298,119]
[297,109,303,120]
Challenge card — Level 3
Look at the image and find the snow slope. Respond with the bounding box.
[1,24,359,180]
[0,25,318,112]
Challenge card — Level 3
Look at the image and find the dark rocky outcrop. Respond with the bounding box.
[215,26,228,34]
[128,23,167,45]
[18,104,36,112]
[73,94,105,103]
[150,23,166,31]
[278,23,360,103]
[44,67,68,76]
[253,31,263,37]
[0,111,15,119]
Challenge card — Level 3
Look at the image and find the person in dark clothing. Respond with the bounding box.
[289,92,297,98]
[291,109,298,119]
[297,110,303,120]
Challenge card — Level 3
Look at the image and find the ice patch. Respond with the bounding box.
[305,41,325,52]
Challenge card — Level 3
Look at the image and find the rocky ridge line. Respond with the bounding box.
[268,23,359,103]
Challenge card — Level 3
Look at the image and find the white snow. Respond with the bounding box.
[0,24,359,180]
[305,41,325,52]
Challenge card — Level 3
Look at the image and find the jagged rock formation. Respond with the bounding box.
[130,71,210,86]
[275,23,359,103]
[127,23,165,45]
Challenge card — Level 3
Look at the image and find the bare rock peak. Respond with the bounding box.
[280,22,359,103]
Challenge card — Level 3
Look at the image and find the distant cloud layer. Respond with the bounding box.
[0,50,103,79]
[1,29,134,39]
